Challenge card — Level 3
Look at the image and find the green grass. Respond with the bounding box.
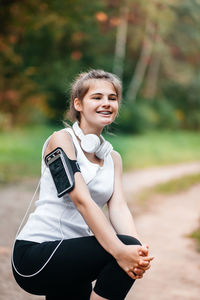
[189,228,200,252]
[153,173,200,194]
[0,125,61,183]
[106,130,200,170]
[0,126,200,183]
[138,173,200,205]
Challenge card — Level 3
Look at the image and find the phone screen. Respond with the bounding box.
[49,156,71,195]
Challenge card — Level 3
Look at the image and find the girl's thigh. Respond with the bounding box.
[43,234,141,283]
[13,236,110,296]
[45,282,92,300]
[12,235,141,297]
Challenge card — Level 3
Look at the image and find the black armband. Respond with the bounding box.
[45,147,80,197]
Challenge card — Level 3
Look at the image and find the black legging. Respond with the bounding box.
[12,235,142,300]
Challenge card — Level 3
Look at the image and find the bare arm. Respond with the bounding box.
[108,151,140,240]
[44,130,126,257]
[44,130,153,279]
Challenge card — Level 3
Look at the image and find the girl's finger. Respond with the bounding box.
[138,260,149,267]
[139,264,151,271]
[133,268,145,276]
[138,257,153,266]
[144,263,151,270]
[139,246,149,256]
[142,256,154,261]
[127,270,137,280]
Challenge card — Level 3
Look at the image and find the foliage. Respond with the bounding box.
[116,98,179,133]
[0,0,117,128]
[0,0,200,131]
[163,74,200,130]
[116,100,158,133]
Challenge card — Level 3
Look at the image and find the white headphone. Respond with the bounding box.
[72,122,113,159]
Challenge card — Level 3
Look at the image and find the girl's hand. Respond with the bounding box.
[138,244,149,256]
[133,244,153,279]
[131,257,152,279]
[114,244,154,280]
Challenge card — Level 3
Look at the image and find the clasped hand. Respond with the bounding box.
[115,244,154,280]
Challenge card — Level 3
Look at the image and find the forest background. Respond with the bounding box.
[1,0,200,133]
[1,0,200,180]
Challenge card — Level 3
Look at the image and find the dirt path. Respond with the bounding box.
[127,184,200,300]
[123,161,200,194]
[0,162,200,300]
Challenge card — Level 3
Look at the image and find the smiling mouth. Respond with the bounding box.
[96,111,112,115]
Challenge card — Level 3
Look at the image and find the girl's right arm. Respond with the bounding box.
[45,130,153,279]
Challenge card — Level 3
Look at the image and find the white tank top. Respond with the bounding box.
[17,127,114,243]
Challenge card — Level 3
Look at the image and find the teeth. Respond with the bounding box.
[97,111,111,115]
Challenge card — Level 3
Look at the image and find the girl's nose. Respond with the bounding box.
[102,97,110,106]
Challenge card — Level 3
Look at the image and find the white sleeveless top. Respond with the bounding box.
[17,127,114,243]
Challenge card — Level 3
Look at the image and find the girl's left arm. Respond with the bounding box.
[108,151,140,241]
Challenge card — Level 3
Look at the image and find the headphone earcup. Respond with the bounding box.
[95,140,113,159]
[72,121,113,159]
[81,134,101,153]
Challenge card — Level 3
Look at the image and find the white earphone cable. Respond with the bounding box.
[11,165,65,278]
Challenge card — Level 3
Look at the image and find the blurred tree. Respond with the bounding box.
[160,0,200,129]
[0,0,200,130]
[0,0,118,127]
[112,3,129,80]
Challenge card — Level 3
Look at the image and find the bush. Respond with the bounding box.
[163,79,200,130]
[116,98,179,134]
[152,98,180,129]
[185,110,200,130]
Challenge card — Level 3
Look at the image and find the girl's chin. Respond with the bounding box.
[99,119,113,126]
[97,115,115,124]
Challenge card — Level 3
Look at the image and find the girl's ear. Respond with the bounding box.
[74,98,82,112]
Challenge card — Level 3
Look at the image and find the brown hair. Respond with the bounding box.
[65,69,122,122]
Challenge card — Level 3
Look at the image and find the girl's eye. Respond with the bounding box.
[92,96,117,101]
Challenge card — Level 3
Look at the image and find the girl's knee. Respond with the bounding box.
[117,234,142,246]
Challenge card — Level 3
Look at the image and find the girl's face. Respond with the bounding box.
[74,79,119,132]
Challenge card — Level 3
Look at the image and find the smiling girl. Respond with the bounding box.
[12,69,154,300]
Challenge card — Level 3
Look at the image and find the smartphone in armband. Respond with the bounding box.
[45,147,80,197]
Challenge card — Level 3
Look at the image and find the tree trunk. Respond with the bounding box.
[126,19,155,102]
[113,4,129,80]
[143,34,162,99]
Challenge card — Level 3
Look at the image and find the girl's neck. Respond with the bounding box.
[79,121,103,137]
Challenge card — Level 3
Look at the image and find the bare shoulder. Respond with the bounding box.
[44,128,76,160]
[111,150,123,169]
